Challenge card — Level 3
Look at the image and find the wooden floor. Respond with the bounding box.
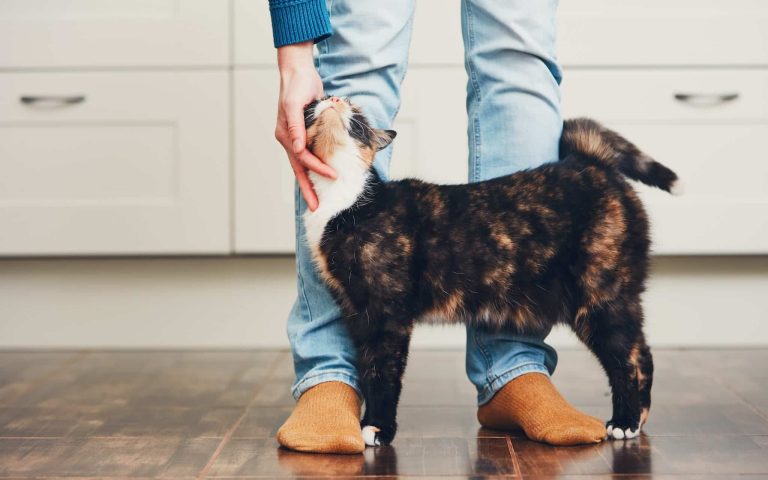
[1,349,767,479]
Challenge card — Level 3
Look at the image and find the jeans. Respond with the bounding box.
[288,0,561,406]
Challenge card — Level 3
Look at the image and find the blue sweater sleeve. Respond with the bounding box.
[268,0,332,48]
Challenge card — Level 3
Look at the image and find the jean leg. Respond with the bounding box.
[461,0,562,405]
[288,0,415,400]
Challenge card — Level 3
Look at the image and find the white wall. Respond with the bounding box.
[1,256,766,349]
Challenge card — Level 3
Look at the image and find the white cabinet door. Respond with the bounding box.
[0,71,230,255]
[0,0,229,68]
[562,69,768,254]
[233,68,296,253]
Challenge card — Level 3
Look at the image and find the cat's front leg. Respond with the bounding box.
[352,317,414,447]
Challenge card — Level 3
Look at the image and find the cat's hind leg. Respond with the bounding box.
[350,315,414,447]
[573,300,647,440]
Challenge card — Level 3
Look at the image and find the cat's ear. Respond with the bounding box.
[372,129,397,151]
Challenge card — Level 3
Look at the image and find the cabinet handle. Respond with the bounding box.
[20,95,86,106]
[673,92,739,106]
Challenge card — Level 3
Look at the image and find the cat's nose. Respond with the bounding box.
[330,96,341,103]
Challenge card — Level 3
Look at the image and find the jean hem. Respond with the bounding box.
[476,362,550,406]
[291,371,362,401]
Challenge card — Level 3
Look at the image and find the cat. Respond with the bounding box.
[302,95,679,447]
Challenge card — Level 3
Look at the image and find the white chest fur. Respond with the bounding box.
[303,144,371,252]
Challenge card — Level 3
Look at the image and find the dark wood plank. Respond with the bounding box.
[0,352,82,404]
[11,351,284,409]
[0,405,243,438]
[693,350,768,418]
[249,379,297,406]
[231,406,291,438]
[0,437,219,477]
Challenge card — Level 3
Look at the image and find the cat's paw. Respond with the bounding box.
[605,418,642,440]
[361,425,381,447]
[361,424,395,447]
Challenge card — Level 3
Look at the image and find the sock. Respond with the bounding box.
[477,372,606,446]
[276,381,365,454]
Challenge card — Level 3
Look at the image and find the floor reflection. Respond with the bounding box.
[608,435,653,475]
[276,444,398,478]
[273,434,657,478]
[511,433,654,477]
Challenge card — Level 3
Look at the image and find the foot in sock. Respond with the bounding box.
[477,372,606,446]
[276,381,365,454]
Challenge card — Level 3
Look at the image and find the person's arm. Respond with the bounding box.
[269,1,335,211]
[268,0,332,48]
[274,43,334,211]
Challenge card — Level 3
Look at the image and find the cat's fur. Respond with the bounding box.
[302,96,678,446]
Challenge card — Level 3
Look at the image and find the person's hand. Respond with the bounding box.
[275,42,336,211]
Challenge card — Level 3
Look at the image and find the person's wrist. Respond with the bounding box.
[277,41,315,75]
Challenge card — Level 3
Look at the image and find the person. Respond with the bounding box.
[268,0,606,453]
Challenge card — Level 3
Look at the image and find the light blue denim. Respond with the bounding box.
[288,0,561,406]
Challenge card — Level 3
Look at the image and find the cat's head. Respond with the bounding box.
[304,96,396,168]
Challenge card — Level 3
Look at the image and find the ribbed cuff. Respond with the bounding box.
[270,0,333,48]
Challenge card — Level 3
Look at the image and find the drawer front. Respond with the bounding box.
[558,0,768,67]
[0,71,230,255]
[562,70,768,122]
[0,0,228,68]
[233,69,296,253]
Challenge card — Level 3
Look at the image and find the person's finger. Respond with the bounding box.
[288,156,319,211]
[284,101,308,155]
[297,149,336,179]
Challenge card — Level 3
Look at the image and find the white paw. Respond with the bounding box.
[606,424,641,440]
[361,425,380,447]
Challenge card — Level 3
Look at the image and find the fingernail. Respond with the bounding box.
[292,140,302,153]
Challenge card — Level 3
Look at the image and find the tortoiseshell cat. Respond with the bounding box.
[302,96,679,447]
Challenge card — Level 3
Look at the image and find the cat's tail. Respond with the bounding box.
[559,118,681,194]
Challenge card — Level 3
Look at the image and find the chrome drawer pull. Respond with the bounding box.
[20,95,86,106]
[674,92,739,106]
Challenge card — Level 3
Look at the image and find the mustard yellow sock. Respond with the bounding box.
[276,381,365,454]
[477,372,606,446]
